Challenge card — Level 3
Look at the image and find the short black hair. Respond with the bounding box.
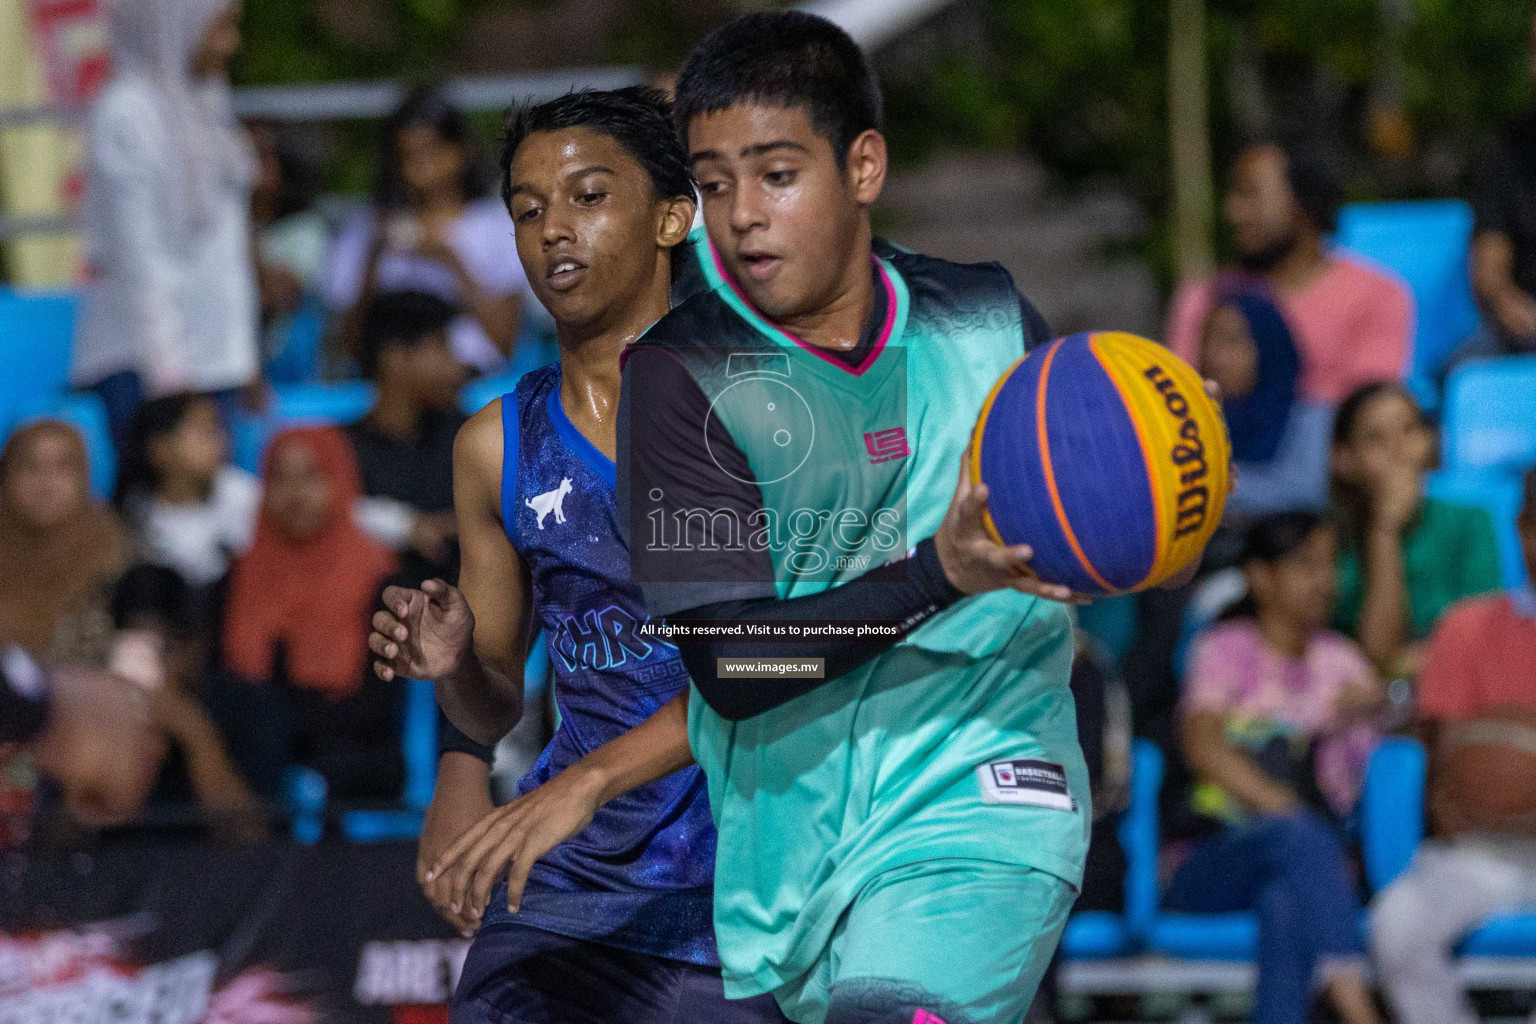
[1241,138,1345,234]
[1239,510,1328,566]
[674,11,883,167]
[500,86,694,215]
[358,290,457,379]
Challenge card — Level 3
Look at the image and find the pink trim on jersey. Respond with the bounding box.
[705,236,898,377]
[912,1011,949,1024]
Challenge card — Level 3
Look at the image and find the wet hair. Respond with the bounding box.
[673,10,884,168]
[115,393,214,508]
[1218,511,1329,620]
[1523,465,1536,522]
[375,84,490,209]
[1241,138,1345,234]
[499,86,694,214]
[358,290,457,379]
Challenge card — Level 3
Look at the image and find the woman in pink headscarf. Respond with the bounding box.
[72,0,258,453]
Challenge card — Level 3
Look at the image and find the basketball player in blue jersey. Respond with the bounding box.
[368,87,787,1024]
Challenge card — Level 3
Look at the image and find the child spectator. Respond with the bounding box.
[116,394,258,608]
[1198,282,1332,518]
[345,291,468,585]
[1329,381,1503,676]
[1169,512,1383,1024]
[1370,465,1536,1024]
[218,428,403,802]
[0,422,128,663]
[324,85,528,372]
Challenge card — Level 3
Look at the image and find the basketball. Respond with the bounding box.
[970,331,1230,595]
[1438,713,1536,823]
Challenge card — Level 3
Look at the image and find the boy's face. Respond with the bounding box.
[690,103,883,321]
[507,127,691,335]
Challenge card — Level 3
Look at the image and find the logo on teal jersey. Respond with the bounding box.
[863,427,909,464]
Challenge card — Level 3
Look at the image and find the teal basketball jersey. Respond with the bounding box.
[621,241,1090,1004]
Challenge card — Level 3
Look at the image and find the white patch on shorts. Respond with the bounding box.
[975,759,1076,810]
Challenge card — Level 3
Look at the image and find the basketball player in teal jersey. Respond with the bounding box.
[429,12,1213,1024]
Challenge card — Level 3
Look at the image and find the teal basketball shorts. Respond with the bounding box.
[771,859,1077,1024]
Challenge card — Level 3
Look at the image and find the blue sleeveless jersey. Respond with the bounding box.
[496,363,717,966]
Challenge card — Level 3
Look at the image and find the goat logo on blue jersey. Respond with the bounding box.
[525,477,572,529]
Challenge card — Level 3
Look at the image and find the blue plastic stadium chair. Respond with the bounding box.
[460,368,525,417]
[1360,738,1536,958]
[0,290,78,434]
[1060,740,1168,960]
[274,379,377,423]
[1361,737,1427,892]
[1335,201,1482,410]
[342,634,552,842]
[1128,737,1262,960]
[228,380,379,474]
[285,765,328,845]
[264,297,328,384]
[7,393,117,500]
[1425,467,1529,590]
[1441,356,1536,474]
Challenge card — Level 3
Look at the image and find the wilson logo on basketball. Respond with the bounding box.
[1142,363,1210,540]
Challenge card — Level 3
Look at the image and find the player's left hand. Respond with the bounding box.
[426,761,604,919]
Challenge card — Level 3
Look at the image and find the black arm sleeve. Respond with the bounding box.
[618,345,778,616]
[673,537,963,721]
[1019,291,1053,351]
[438,712,495,765]
[0,647,51,744]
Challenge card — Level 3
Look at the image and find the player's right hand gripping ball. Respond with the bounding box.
[969,332,1230,595]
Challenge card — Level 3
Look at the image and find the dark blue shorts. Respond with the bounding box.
[451,920,790,1024]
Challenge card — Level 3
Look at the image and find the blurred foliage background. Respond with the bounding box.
[233,0,1536,284]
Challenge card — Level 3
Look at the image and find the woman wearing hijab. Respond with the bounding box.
[217,427,404,803]
[1198,281,1335,519]
[72,0,258,453]
[0,422,129,663]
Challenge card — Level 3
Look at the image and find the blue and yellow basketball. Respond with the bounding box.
[969,331,1230,595]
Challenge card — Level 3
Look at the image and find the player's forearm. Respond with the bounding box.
[676,538,963,721]
[436,650,524,748]
[562,692,695,805]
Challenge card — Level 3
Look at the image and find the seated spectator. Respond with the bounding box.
[218,427,403,802]
[1169,512,1383,1024]
[116,393,258,610]
[324,85,528,372]
[0,422,128,663]
[110,565,263,842]
[347,291,468,584]
[1166,140,1412,406]
[1329,381,1502,676]
[1370,465,1536,1024]
[1199,282,1332,518]
[248,119,330,368]
[72,0,258,452]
